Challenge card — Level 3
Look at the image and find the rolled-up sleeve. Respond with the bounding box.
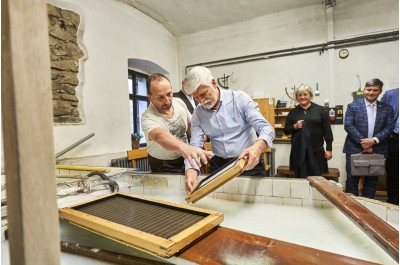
[240,93,275,146]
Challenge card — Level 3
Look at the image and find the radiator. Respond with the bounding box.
[110,157,151,172]
[134,158,151,171]
[110,157,132,168]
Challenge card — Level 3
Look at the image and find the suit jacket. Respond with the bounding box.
[343,99,394,156]
[381,88,399,134]
[173,90,197,114]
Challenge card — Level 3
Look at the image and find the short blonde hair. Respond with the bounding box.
[295,84,313,100]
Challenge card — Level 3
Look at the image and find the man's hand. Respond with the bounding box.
[360,138,375,150]
[180,145,214,169]
[360,138,375,153]
[363,147,373,153]
[238,140,267,171]
[185,169,199,194]
[149,128,214,169]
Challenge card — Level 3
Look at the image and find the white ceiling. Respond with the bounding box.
[116,0,325,37]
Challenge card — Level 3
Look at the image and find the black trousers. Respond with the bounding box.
[386,134,399,205]
[148,155,184,174]
[210,155,266,176]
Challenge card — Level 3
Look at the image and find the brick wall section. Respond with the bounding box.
[48,3,84,123]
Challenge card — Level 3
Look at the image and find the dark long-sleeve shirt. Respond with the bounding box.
[284,102,333,151]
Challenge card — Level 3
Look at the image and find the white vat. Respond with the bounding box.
[1,171,398,264]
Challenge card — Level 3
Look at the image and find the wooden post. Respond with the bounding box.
[308,176,398,261]
[1,0,61,264]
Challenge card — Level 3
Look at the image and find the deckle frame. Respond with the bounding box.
[59,192,223,257]
[186,158,246,203]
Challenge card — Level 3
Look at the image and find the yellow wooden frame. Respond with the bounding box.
[186,158,246,203]
[59,192,223,257]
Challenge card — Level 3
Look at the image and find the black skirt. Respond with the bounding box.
[289,148,328,174]
[313,149,328,174]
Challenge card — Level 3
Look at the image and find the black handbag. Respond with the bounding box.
[350,153,386,176]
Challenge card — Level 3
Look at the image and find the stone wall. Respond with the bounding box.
[47,3,84,123]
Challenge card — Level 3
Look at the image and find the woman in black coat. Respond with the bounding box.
[284,85,333,176]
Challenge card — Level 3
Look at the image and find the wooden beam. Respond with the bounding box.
[1,0,61,264]
[308,176,398,261]
[60,241,170,265]
[179,226,380,265]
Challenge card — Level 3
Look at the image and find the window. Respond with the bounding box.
[128,70,149,146]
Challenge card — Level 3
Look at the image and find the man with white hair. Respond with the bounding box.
[183,66,275,193]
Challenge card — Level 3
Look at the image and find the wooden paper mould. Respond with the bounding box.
[59,192,224,257]
[185,158,246,203]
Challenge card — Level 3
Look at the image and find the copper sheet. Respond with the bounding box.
[179,227,380,265]
[308,176,399,261]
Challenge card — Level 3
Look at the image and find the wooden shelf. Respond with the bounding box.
[253,98,293,144]
[275,107,294,111]
[274,138,291,141]
[274,106,294,144]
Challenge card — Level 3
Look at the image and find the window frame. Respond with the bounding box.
[128,70,149,147]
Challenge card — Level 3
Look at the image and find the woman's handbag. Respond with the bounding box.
[350,153,386,176]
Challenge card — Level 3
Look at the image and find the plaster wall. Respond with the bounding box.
[45,0,398,184]
[177,0,399,186]
[49,0,178,161]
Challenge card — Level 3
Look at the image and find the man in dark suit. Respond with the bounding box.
[381,88,399,205]
[173,80,197,114]
[343,78,394,198]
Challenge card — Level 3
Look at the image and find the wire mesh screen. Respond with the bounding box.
[73,194,209,239]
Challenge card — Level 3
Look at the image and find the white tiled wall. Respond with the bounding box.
[255,178,273,196]
[272,179,291,198]
[290,180,310,199]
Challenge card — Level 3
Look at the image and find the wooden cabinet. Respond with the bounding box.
[274,107,294,143]
[253,97,294,144]
[253,98,275,128]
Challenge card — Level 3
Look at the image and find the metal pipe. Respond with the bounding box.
[185,31,398,71]
[55,133,95,158]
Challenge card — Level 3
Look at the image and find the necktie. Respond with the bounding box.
[367,103,375,138]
